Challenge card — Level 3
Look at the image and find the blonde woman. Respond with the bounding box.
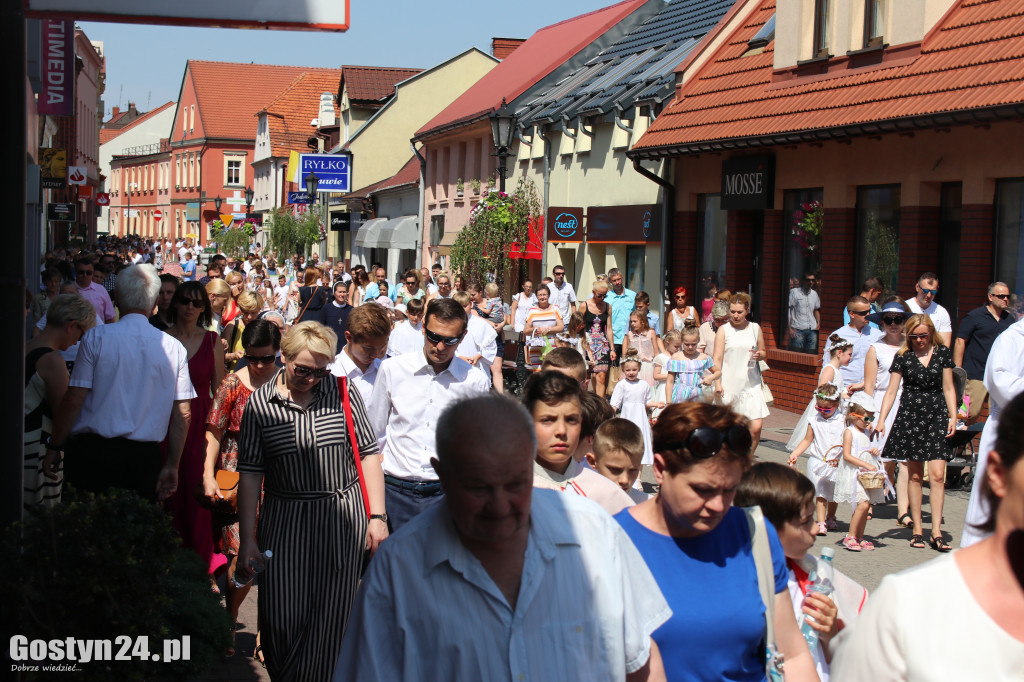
[580,280,615,396]
[205,278,233,333]
[223,291,263,371]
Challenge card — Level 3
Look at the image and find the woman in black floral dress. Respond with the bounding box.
[877,314,958,551]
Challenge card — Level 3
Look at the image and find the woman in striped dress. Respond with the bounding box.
[236,321,388,681]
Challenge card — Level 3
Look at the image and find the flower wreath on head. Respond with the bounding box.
[814,382,842,401]
[825,337,854,355]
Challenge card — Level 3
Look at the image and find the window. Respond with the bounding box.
[854,184,900,297]
[226,159,241,186]
[864,0,885,48]
[196,154,202,186]
[626,245,646,293]
[813,0,831,58]
[780,189,824,353]
[747,13,776,50]
[938,183,962,327]
[175,155,180,186]
[189,154,195,187]
[995,179,1024,317]
[189,105,195,133]
[697,194,728,299]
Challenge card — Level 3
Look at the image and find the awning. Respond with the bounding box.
[354,217,388,248]
[376,215,419,250]
[509,217,543,260]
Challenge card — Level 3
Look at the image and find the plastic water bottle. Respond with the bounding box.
[230,550,273,588]
[800,546,836,651]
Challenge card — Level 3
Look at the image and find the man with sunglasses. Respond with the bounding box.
[547,266,577,323]
[841,277,883,330]
[954,281,1014,424]
[366,298,491,532]
[906,272,952,346]
[74,256,115,324]
[823,295,883,387]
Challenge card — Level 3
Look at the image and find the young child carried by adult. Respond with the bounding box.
[554,312,590,368]
[610,350,666,466]
[788,383,845,536]
[736,462,869,681]
[835,392,891,551]
[587,418,649,504]
[651,330,680,420]
[523,371,633,514]
[665,325,719,404]
[621,310,663,387]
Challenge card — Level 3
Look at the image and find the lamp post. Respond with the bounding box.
[305,172,321,258]
[126,182,138,236]
[489,98,517,193]
[244,185,254,216]
[214,196,223,213]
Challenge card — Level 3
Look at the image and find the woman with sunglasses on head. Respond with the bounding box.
[863,299,913,527]
[666,286,700,334]
[162,282,225,576]
[235,321,387,682]
[202,318,281,657]
[875,314,957,551]
[616,402,818,682]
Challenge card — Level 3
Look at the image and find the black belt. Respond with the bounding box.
[384,475,442,496]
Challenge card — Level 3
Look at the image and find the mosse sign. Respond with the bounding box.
[721,156,775,210]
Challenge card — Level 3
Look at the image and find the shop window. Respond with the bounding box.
[994,179,1024,317]
[864,0,885,49]
[697,194,728,301]
[813,0,831,58]
[626,245,645,294]
[938,183,962,330]
[854,184,900,297]
[780,188,824,354]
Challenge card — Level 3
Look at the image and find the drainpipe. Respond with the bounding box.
[536,124,552,282]
[632,157,674,313]
[411,139,426,267]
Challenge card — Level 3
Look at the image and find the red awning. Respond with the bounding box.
[508,217,543,260]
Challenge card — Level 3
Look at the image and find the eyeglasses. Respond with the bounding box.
[860,414,876,423]
[674,295,687,300]
[178,299,205,308]
[292,364,331,379]
[849,309,871,316]
[244,354,276,366]
[908,333,930,340]
[663,425,753,459]
[920,287,939,296]
[553,271,565,276]
[992,293,1010,300]
[425,328,462,346]
[882,316,905,325]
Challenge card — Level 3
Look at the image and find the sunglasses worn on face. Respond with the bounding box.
[179,299,205,308]
[908,333,930,340]
[849,309,870,316]
[920,287,939,296]
[425,329,462,346]
[77,270,93,276]
[882,316,905,325]
[860,414,876,423]
[292,364,331,379]
[815,405,837,414]
[244,354,276,366]
[664,425,753,459]
[992,293,1010,300]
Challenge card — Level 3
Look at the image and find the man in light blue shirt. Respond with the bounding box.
[335,395,670,682]
[362,266,397,303]
[604,268,636,366]
[824,295,883,387]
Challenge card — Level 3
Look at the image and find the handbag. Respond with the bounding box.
[745,505,785,681]
[295,286,323,323]
[338,375,371,518]
[754,324,774,407]
[193,469,240,514]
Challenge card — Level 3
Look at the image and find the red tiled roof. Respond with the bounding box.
[187,61,339,140]
[346,155,420,200]
[416,0,651,139]
[633,0,1024,155]
[258,70,343,158]
[340,65,423,106]
[100,101,175,145]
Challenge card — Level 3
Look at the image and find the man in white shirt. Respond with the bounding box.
[177,240,189,263]
[905,271,953,346]
[274,274,290,313]
[335,394,670,682]
[453,290,497,371]
[787,273,821,352]
[329,304,391,404]
[43,264,195,502]
[822,295,883,388]
[366,298,491,531]
[387,298,426,358]
[547,265,577,322]
[420,267,438,296]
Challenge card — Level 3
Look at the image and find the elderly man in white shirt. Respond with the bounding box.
[43,264,195,502]
[905,271,953,347]
[366,298,491,531]
[335,394,670,682]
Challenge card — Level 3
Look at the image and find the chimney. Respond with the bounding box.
[128,102,138,116]
[492,38,526,60]
[111,106,120,119]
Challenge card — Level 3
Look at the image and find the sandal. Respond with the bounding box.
[254,645,265,668]
[825,516,838,531]
[858,538,875,551]
[816,522,828,536]
[841,536,862,552]
[867,506,874,520]
[909,534,926,549]
[897,513,913,528]
[929,535,952,552]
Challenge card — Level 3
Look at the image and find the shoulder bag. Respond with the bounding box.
[753,324,774,407]
[745,505,785,681]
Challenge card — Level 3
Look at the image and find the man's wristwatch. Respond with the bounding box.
[41,435,62,451]
[370,513,388,524]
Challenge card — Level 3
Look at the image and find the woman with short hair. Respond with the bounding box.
[236,320,388,681]
[223,291,264,371]
[580,280,615,396]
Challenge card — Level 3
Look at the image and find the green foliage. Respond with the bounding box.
[448,176,541,288]
[267,207,324,259]
[213,219,253,258]
[0,488,231,680]
[863,213,900,294]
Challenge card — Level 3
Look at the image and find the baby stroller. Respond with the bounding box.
[946,367,982,489]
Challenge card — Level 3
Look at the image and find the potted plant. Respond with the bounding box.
[456,178,465,198]
[471,178,481,195]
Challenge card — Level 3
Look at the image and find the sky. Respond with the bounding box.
[80,0,629,117]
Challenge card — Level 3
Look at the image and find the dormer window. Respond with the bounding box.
[864,0,885,48]
[813,0,831,58]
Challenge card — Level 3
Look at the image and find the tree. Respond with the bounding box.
[267,207,324,259]
[449,176,541,288]
[212,219,255,258]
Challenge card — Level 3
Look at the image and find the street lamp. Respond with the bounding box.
[214,196,223,213]
[304,172,319,198]
[126,182,138,235]
[244,185,254,216]
[489,98,517,193]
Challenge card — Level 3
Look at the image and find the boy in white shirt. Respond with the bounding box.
[587,418,650,504]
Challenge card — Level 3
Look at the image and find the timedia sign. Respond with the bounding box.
[38,20,74,116]
[721,155,775,210]
[586,205,661,244]
[47,203,75,221]
[546,206,584,243]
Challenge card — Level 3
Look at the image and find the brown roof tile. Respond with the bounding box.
[259,70,343,158]
[100,101,176,146]
[340,65,423,106]
[633,0,1024,154]
[187,61,339,140]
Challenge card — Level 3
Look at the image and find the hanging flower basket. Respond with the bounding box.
[791,201,823,257]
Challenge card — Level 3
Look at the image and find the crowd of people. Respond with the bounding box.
[21,238,1024,680]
